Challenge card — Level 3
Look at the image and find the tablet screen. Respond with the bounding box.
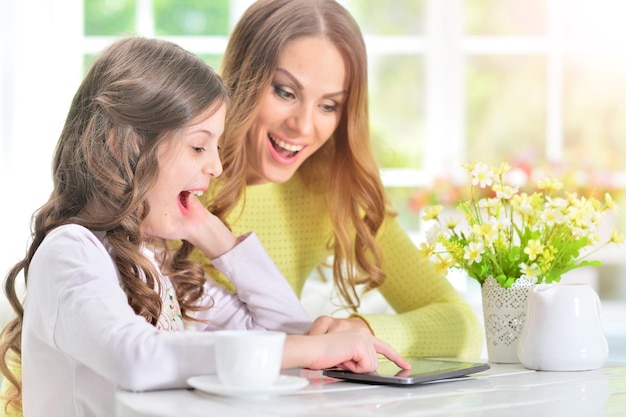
[323,357,490,385]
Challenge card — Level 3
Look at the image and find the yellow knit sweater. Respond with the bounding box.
[193,174,483,359]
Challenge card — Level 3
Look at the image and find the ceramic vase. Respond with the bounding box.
[481,276,534,363]
[517,283,608,371]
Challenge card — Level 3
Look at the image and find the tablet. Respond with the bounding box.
[323,357,490,386]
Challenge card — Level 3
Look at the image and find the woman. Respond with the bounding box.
[194,0,483,358]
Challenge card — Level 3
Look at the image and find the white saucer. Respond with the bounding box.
[187,374,309,397]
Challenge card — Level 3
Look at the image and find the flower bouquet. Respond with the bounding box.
[420,161,623,289]
[419,161,623,363]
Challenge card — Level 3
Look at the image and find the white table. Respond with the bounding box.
[115,362,626,417]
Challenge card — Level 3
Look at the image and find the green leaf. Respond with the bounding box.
[547,260,603,282]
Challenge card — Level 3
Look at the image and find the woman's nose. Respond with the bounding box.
[287,105,314,136]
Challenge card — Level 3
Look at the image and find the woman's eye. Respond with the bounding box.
[320,103,339,113]
[192,146,206,154]
[273,85,295,100]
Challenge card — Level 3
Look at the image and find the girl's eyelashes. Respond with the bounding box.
[192,146,206,154]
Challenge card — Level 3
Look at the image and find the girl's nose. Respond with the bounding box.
[203,152,223,178]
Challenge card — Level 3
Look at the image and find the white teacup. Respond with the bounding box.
[213,330,286,389]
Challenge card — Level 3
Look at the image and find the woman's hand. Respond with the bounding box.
[282,328,410,373]
[308,315,371,335]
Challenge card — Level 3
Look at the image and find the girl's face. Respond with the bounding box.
[245,36,348,185]
[142,103,227,240]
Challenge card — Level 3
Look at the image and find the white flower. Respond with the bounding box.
[470,163,493,188]
[542,207,566,226]
[519,262,540,279]
[546,196,568,209]
[425,223,442,244]
[464,241,484,265]
[442,216,460,233]
[494,184,518,200]
[424,161,622,288]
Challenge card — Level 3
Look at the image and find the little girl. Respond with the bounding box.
[0,37,408,417]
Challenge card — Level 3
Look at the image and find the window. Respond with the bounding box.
[3,0,626,282]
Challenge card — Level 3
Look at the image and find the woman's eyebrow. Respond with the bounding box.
[275,67,347,98]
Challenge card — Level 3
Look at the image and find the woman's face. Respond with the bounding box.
[246,36,348,185]
[142,103,226,240]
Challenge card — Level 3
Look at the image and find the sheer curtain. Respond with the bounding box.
[1,0,82,317]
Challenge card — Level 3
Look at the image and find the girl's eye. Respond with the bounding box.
[192,146,206,154]
[273,85,295,100]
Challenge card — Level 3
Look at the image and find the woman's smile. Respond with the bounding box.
[268,133,306,162]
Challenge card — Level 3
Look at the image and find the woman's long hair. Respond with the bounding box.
[210,0,392,310]
[0,37,229,412]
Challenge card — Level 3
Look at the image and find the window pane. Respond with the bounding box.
[154,0,229,36]
[345,0,425,36]
[83,54,98,76]
[198,54,224,74]
[85,0,136,36]
[466,0,547,36]
[466,55,546,164]
[369,54,424,169]
[388,187,422,231]
[563,55,626,172]
[561,0,626,41]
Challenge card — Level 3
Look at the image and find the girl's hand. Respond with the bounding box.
[282,328,410,373]
[308,316,372,335]
[179,193,237,259]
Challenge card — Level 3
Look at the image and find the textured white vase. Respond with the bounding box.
[481,276,534,363]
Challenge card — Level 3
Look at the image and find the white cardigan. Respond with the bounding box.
[22,224,311,417]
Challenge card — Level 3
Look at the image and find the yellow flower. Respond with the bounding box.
[421,161,623,288]
[462,162,476,172]
[422,205,443,221]
[610,229,624,244]
[417,242,435,258]
[605,193,617,210]
[433,254,454,276]
[524,239,544,261]
[480,221,499,245]
[537,178,563,191]
[494,162,511,176]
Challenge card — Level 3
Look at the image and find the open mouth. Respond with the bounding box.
[178,190,204,212]
[269,133,304,158]
[178,191,190,209]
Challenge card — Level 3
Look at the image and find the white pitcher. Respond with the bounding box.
[517,283,609,371]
